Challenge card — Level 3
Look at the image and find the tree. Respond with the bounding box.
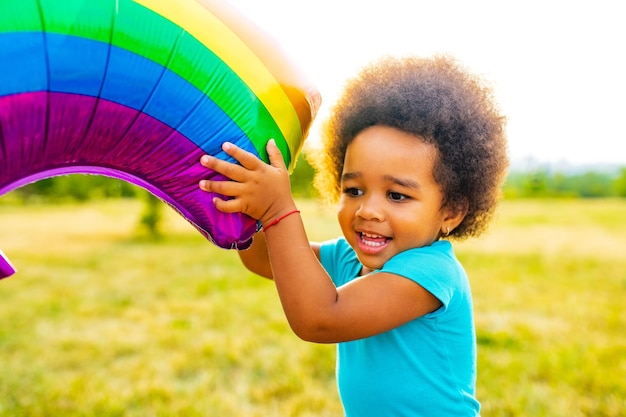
[576,172,613,198]
[614,168,626,197]
[289,152,317,198]
[138,191,163,238]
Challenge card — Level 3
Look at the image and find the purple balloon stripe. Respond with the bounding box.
[0,92,258,249]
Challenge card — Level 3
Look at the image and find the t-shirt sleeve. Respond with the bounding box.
[319,238,361,287]
[379,244,458,311]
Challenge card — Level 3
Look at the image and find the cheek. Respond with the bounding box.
[337,200,353,233]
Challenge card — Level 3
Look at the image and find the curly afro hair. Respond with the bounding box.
[308,55,509,239]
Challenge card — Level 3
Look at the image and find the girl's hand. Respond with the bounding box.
[199,139,297,227]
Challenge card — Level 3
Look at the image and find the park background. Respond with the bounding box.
[2,0,626,415]
[0,155,625,416]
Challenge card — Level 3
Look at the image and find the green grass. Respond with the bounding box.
[0,198,625,416]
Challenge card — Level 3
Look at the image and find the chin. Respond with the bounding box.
[356,255,386,272]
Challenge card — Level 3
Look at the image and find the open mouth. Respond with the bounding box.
[358,232,391,253]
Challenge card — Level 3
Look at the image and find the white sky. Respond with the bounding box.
[228,0,626,165]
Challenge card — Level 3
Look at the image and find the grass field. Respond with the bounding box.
[0,198,624,416]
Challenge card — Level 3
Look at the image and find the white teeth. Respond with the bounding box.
[359,232,387,247]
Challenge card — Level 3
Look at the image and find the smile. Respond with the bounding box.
[357,232,391,253]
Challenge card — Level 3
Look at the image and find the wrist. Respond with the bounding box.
[262,206,300,231]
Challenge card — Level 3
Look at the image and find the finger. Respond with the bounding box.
[211,195,247,214]
[199,154,215,168]
[200,154,248,183]
[266,139,287,170]
[222,142,267,171]
[199,181,249,214]
[199,178,243,198]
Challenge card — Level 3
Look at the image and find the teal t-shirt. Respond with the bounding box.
[320,238,480,417]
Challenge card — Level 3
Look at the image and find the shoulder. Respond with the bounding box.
[384,240,458,273]
[380,241,467,308]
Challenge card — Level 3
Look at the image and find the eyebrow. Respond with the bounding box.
[341,172,361,182]
[384,175,420,190]
[341,172,420,190]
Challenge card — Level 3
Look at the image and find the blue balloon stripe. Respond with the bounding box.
[0,32,257,158]
[0,31,48,93]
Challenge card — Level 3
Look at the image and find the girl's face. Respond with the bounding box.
[338,125,459,272]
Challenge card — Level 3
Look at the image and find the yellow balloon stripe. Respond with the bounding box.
[133,0,302,161]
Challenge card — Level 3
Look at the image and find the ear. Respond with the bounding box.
[441,198,468,235]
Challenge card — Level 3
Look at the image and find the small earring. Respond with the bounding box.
[444,226,451,236]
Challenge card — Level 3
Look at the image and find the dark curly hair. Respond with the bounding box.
[308,55,509,239]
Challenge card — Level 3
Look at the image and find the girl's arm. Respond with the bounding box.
[237,223,322,280]
[260,211,440,343]
[199,141,440,343]
[237,231,272,279]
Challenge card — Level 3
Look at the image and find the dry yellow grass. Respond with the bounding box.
[0,198,624,416]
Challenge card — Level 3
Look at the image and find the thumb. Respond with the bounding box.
[266,139,287,170]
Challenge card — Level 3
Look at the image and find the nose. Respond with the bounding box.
[355,194,384,221]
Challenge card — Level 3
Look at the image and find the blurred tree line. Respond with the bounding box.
[3,155,625,236]
[503,167,626,198]
[9,154,626,202]
[0,154,626,205]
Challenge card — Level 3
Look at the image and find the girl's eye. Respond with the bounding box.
[388,191,407,201]
[343,187,363,197]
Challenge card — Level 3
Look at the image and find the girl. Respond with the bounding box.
[199,55,508,416]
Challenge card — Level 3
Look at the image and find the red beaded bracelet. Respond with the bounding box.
[262,209,300,231]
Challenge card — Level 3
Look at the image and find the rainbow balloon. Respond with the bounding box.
[0,0,320,278]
